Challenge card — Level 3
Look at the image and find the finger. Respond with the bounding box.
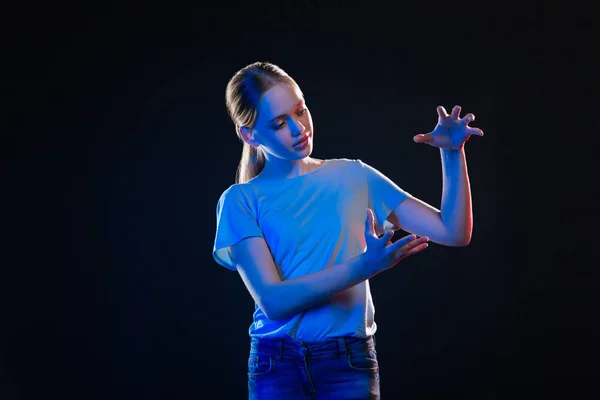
[437,106,449,119]
[467,127,484,136]
[413,133,434,144]
[392,236,429,256]
[391,233,417,248]
[380,230,394,244]
[460,113,475,125]
[450,105,461,120]
[396,242,429,261]
[365,208,375,236]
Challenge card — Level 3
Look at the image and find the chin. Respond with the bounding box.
[298,145,313,157]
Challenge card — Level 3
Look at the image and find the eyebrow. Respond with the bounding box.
[269,100,305,123]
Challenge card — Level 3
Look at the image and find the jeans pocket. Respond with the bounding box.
[248,354,273,376]
[347,347,379,372]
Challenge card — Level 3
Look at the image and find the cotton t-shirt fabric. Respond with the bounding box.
[212,158,411,340]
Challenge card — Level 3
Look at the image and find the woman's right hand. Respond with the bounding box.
[362,208,429,275]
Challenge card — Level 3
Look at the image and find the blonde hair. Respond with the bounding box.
[225,61,298,183]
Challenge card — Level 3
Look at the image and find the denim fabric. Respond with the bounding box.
[248,335,380,399]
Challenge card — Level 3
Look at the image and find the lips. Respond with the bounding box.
[294,134,310,147]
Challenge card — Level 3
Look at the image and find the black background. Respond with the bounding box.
[5,1,599,399]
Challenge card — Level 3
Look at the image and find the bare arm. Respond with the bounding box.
[232,210,428,320]
[388,105,483,247]
[387,148,472,246]
[233,237,373,321]
[439,147,472,244]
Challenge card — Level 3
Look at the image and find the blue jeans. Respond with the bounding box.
[248,335,380,399]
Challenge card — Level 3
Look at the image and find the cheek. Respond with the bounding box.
[272,130,294,148]
[305,112,314,128]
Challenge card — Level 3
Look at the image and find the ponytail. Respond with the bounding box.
[236,142,265,184]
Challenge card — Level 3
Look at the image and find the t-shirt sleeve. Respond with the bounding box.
[359,159,412,236]
[212,185,264,271]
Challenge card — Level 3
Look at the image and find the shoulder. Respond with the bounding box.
[325,158,366,176]
[323,157,359,163]
[322,157,363,169]
[217,183,255,208]
[217,184,238,203]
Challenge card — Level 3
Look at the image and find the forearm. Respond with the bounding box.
[265,256,374,320]
[439,148,472,245]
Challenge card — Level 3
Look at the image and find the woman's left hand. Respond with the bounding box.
[413,105,484,150]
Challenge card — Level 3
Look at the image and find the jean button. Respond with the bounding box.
[298,347,307,357]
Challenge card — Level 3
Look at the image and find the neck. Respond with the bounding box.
[259,156,320,180]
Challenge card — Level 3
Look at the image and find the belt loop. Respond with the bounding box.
[337,337,347,360]
[276,338,283,361]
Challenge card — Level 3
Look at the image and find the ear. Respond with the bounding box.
[239,126,260,147]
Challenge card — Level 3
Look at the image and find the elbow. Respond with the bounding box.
[438,215,473,247]
[259,298,277,321]
[263,290,295,321]
[439,228,471,247]
[262,303,280,321]
[433,234,471,247]
[261,290,283,321]
[454,237,471,247]
[450,231,472,247]
[264,298,291,321]
[263,306,285,321]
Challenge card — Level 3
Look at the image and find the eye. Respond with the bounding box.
[270,106,307,130]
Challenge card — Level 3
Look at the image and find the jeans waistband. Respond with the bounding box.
[249,335,376,360]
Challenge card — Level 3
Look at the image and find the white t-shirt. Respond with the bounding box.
[212,158,411,340]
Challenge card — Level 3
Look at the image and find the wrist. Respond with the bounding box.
[440,147,466,163]
[355,253,380,279]
[440,147,464,154]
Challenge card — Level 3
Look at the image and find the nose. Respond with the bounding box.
[290,117,305,135]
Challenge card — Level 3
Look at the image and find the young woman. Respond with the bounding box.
[212,62,483,399]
